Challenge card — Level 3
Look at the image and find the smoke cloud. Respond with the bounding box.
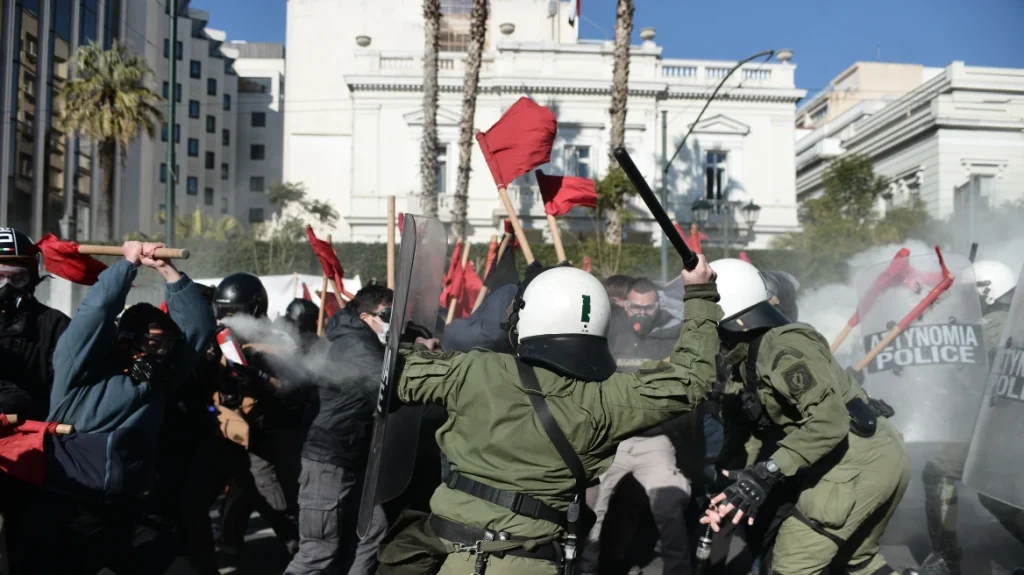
[220,314,334,389]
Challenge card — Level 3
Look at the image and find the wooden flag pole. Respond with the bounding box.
[472,233,511,313]
[496,186,535,264]
[482,234,499,279]
[546,213,567,263]
[316,272,329,337]
[387,196,396,290]
[292,272,298,299]
[446,241,472,325]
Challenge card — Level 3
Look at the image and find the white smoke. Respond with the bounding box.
[219,314,334,388]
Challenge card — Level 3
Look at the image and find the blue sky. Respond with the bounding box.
[192,0,1024,95]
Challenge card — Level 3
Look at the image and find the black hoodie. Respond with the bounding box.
[301,308,384,469]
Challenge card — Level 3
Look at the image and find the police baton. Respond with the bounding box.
[612,147,699,271]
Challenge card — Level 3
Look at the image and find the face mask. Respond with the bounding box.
[0,284,19,308]
[376,319,391,345]
[632,313,656,335]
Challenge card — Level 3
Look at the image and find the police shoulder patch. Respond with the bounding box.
[782,362,814,398]
[416,349,457,361]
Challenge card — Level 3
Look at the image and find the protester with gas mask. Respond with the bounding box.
[0,227,70,419]
[581,276,695,575]
[286,285,393,575]
[21,241,214,574]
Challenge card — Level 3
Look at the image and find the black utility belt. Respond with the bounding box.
[428,514,563,563]
[446,471,567,528]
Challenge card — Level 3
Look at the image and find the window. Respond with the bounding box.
[162,81,168,99]
[26,34,38,57]
[220,196,228,215]
[250,145,265,161]
[18,153,33,177]
[565,145,591,178]
[207,78,217,96]
[249,208,265,223]
[205,151,215,169]
[166,83,181,103]
[221,163,229,181]
[249,176,264,192]
[704,151,727,201]
[204,187,214,206]
[190,60,201,78]
[161,123,168,142]
[23,73,35,97]
[251,112,266,127]
[187,138,199,157]
[440,0,474,52]
[160,163,167,183]
[188,100,200,118]
[186,176,198,196]
[175,41,183,60]
[435,146,448,195]
[173,123,180,143]
[223,94,231,111]
[222,129,230,146]
[163,38,169,58]
[206,115,216,134]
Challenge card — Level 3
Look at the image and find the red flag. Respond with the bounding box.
[475,97,556,187]
[454,262,483,319]
[301,283,313,301]
[483,237,499,279]
[35,234,108,286]
[323,292,341,318]
[305,226,354,299]
[0,417,62,486]
[503,220,520,249]
[582,256,592,273]
[159,301,169,313]
[440,242,464,308]
[674,223,707,255]
[535,170,597,217]
[397,213,405,234]
[738,251,752,263]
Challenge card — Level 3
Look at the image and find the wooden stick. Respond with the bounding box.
[55,424,72,435]
[547,213,567,263]
[3,414,17,425]
[317,272,329,337]
[830,324,853,352]
[78,245,190,259]
[292,272,298,299]
[472,233,512,313]
[483,235,499,279]
[854,326,904,372]
[496,186,535,264]
[446,243,472,325]
[387,196,396,290]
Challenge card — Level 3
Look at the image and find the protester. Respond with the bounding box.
[285,285,392,575]
[582,276,696,575]
[18,241,215,574]
[442,283,517,353]
[0,227,70,419]
[213,272,302,559]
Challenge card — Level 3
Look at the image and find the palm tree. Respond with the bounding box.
[605,0,634,245]
[152,208,243,241]
[420,0,442,218]
[451,0,488,239]
[56,40,163,241]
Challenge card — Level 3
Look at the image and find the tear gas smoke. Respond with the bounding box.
[219,314,334,389]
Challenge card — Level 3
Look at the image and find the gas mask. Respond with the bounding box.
[118,330,180,385]
[0,265,33,311]
[630,313,656,336]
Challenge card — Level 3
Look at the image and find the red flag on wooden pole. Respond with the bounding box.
[475,98,556,187]
[301,283,313,301]
[35,234,108,285]
[535,170,598,216]
[305,226,354,300]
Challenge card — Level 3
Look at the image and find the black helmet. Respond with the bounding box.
[0,228,39,264]
[283,298,319,335]
[214,272,268,319]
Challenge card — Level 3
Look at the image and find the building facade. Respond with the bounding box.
[0,0,123,242]
[285,0,806,248]
[222,41,285,227]
[795,62,1024,249]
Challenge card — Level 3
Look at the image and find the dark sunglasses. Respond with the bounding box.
[370,307,392,323]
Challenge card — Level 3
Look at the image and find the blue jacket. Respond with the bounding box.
[47,260,215,494]
[442,283,518,353]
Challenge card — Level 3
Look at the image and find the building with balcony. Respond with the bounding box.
[795,61,1024,251]
[0,0,123,242]
[285,0,806,248]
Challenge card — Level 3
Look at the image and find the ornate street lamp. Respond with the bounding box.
[691,199,712,226]
[741,200,762,228]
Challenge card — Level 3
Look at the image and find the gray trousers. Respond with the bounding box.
[579,435,692,574]
[285,458,388,575]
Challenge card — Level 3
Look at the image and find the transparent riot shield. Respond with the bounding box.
[855,252,988,444]
[964,264,1024,509]
[357,214,447,538]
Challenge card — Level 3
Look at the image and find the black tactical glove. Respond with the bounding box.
[867,396,895,418]
[718,460,783,522]
[709,467,741,494]
[402,321,433,343]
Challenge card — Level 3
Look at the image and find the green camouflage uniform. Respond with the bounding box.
[727,323,911,575]
[387,293,723,574]
[921,307,1024,572]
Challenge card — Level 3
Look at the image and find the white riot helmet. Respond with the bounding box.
[709,258,791,335]
[973,260,1016,306]
[516,266,616,381]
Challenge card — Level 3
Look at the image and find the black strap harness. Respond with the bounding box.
[445,471,566,528]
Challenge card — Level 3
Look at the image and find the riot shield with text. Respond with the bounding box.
[964,264,1024,509]
[357,214,446,538]
[855,253,988,443]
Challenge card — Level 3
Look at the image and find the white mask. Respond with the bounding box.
[376,319,390,345]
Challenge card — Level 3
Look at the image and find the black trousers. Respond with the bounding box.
[8,488,199,575]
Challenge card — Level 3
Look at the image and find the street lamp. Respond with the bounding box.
[691,198,762,258]
[658,48,791,281]
[740,200,762,228]
[691,199,711,226]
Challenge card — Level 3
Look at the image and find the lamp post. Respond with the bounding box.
[657,48,791,280]
[691,198,761,258]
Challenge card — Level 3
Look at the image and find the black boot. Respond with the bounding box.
[916,547,962,575]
